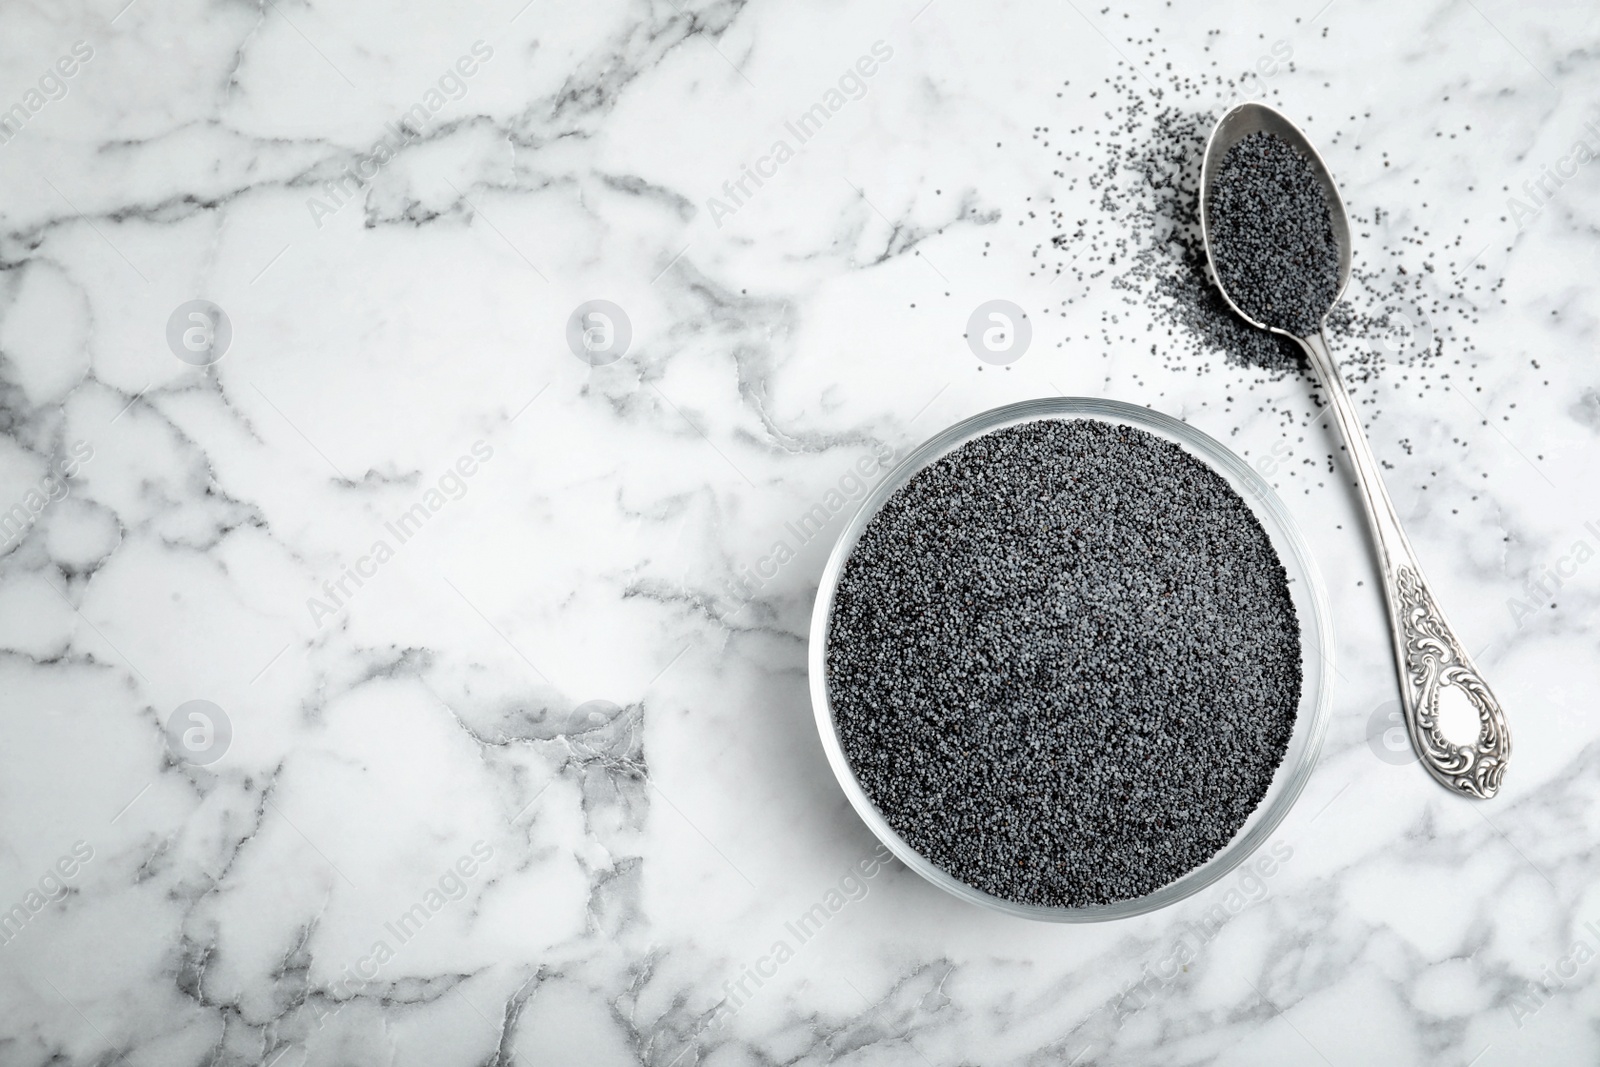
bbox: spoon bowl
[1199,102,1352,333]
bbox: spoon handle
[1295,329,1510,799]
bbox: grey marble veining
[0,0,1597,1064]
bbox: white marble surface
[0,0,1597,1063]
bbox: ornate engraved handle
[1295,329,1510,798]
[1389,565,1509,797]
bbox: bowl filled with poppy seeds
[808,397,1332,920]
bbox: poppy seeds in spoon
[1207,130,1342,337]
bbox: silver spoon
[1199,102,1509,799]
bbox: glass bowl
[807,397,1333,922]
